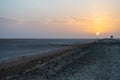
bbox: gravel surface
[7,40,120,80]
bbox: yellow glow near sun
[69,14,116,35]
[92,15,111,34]
[96,32,100,36]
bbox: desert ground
[1,39,120,80]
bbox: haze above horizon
[0,0,120,38]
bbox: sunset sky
[0,0,120,38]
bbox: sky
[0,0,120,38]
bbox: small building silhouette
[110,35,113,39]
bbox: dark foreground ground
[1,39,120,80]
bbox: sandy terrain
[1,39,120,80]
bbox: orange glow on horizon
[56,14,119,36]
[92,15,116,34]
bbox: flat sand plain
[1,39,120,80]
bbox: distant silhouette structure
[111,35,113,39]
[96,38,99,44]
